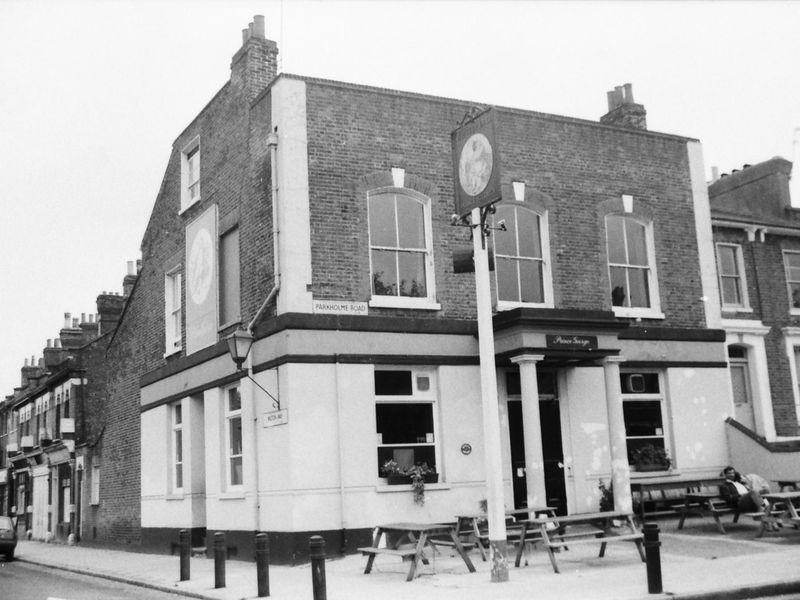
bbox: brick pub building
[96,17,737,562]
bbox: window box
[386,473,439,486]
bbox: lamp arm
[244,371,280,410]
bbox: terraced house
[79,17,741,563]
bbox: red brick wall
[302,79,706,327]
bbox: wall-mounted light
[225,328,280,410]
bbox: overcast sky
[1,0,798,396]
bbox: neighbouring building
[93,16,736,564]
[709,156,800,482]
[1,264,134,544]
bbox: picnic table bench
[527,510,645,573]
[358,522,475,581]
[677,490,741,534]
[753,491,800,537]
[631,476,734,523]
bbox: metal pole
[255,532,270,597]
[309,535,327,600]
[471,206,508,582]
[644,523,663,594]
[214,531,226,588]
[179,529,190,581]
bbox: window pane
[230,457,243,486]
[517,210,542,259]
[228,388,241,412]
[791,283,800,308]
[729,365,750,405]
[369,195,397,247]
[718,246,737,275]
[371,250,397,296]
[606,216,626,263]
[175,465,183,489]
[229,416,242,455]
[494,206,517,256]
[397,252,426,297]
[396,197,425,249]
[375,371,413,395]
[785,252,800,269]
[623,400,663,436]
[175,430,183,462]
[628,267,650,308]
[610,267,628,306]
[496,257,520,302]
[174,404,182,425]
[377,445,436,472]
[519,260,544,303]
[375,403,434,444]
[625,219,648,266]
[721,276,741,305]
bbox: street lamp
[226,328,254,370]
[225,328,280,410]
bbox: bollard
[179,529,191,581]
[309,535,327,600]
[214,531,226,589]
[643,523,663,594]
[255,532,270,597]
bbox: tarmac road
[0,560,184,600]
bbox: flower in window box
[381,460,438,505]
[631,444,671,472]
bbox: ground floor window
[620,371,671,471]
[374,368,438,475]
[224,387,243,488]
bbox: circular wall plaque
[460,443,472,455]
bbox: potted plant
[631,444,671,472]
[381,460,438,505]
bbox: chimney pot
[127,261,135,275]
[623,83,634,103]
[46,339,52,348]
[55,339,61,348]
[711,166,720,181]
[64,312,71,328]
[253,15,265,38]
[23,358,29,367]
[72,318,79,328]
[81,312,87,323]
[242,28,249,44]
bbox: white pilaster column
[603,356,633,512]
[510,354,547,509]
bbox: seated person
[720,466,768,512]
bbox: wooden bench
[529,511,645,573]
[631,476,729,523]
[358,544,419,560]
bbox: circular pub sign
[460,443,472,456]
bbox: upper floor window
[368,189,437,309]
[606,215,662,319]
[180,138,200,212]
[493,204,552,308]
[218,227,241,327]
[716,243,749,310]
[224,387,243,488]
[164,267,182,354]
[784,250,800,313]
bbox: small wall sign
[263,409,288,428]
[460,443,472,455]
[545,334,598,350]
[312,299,368,316]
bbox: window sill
[369,297,441,310]
[722,306,753,314]
[166,493,184,501]
[178,197,201,216]
[375,482,450,493]
[164,347,182,359]
[612,308,665,320]
[219,490,246,500]
[496,300,553,311]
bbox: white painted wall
[141,405,169,527]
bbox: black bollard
[179,529,190,581]
[255,532,270,597]
[643,523,663,594]
[309,535,327,600]
[214,531,226,589]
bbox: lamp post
[226,329,254,370]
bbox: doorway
[507,369,567,515]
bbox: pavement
[10,516,800,600]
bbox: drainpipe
[249,129,280,537]
[334,358,347,553]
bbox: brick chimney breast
[231,15,278,103]
[600,83,647,130]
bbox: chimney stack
[97,292,125,336]
[20,355,42,388]
[600,83,647,130]
[231,15,279,103]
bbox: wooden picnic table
[756,491,800,537]
[630,475,726,523]
[677,490,737,534]
[528,510,645,573]
[453,506,557,562]
[358,522,476,581]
